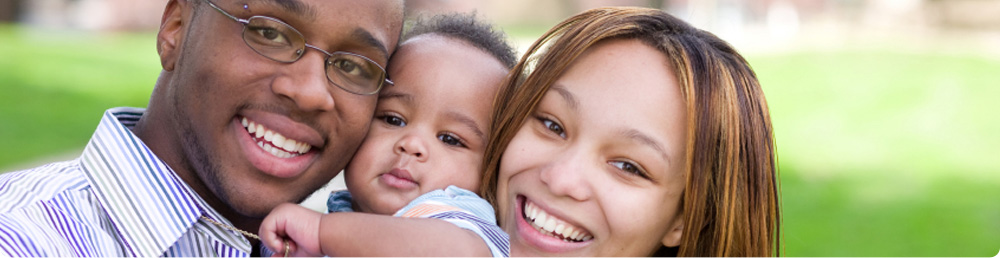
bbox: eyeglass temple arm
[202,0,248,24]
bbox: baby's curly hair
[404,13,517,69]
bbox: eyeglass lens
[241,17,386,95]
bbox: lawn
[1,24,998,256]
[751,49,1000,256]
[0,24,159,168]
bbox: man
[0,0,403,256]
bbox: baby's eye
[609,160,649,179]
[437,133,466,148]
[538,117,566,138]
[376,114,406,127]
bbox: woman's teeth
[524,201,592,242]
[241,117,311,158]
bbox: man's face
[158,0,403,218]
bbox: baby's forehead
[389,34,478,65]
[384,33,508,92]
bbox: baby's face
[344,34,509,214]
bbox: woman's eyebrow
[620,128,672,165]
[550,84,580,111]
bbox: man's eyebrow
[353,28,390,62]
[447,111,485,143]
[249,0,316,21]
[550,84,580,111]
[620,128,672,165]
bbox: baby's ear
[660,213,684,247]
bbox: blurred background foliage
[1,0,998,256]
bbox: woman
[480,7,780,256]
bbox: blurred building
[14,0,167,31]
[5,0,999,37]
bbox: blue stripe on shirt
[429,211,511,257]
[0,107,269,256]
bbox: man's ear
[158,0,189,72]
[661,212,685,247]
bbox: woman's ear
[158,0,189,71]
[661,213,684,247]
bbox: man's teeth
[241,117,311,158]
[524,201,592,242]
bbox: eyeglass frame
[201,0,393,95]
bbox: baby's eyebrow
[378,92,413,103]
[446,111,485,143]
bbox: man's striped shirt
[0,107,265,256]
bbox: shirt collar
[80,107,252,256]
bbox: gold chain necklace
[199,215,289,257]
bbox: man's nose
[271,51,335,112]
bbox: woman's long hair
[479,7,780,256]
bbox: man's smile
[234,113,324,179]
[242,117,312,157]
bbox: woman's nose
[539,152,594,201]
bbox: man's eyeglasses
[202,0,392,95]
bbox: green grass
[1,24,998,256]
[0,24,159,169]
[750,50,1000,256]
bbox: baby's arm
[317,212,491,256]
[260,203,492,257]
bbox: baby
[259,13,516,257]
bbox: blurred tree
[648,0,665,9]
[0,0,23,22]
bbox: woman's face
[496,39,689,256]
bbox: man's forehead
[241,0,403,21]
[245,0,316,21]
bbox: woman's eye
[377,114,405,126]
[540,118,566,138]
[437,133,466,148]
[610,160,648,178]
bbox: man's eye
[250,27,289,44]
[437,133,466,147]
[330,58,375,81]
[331,59,360,75]
[376,114,405,126]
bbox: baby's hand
[259,203,324,257]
